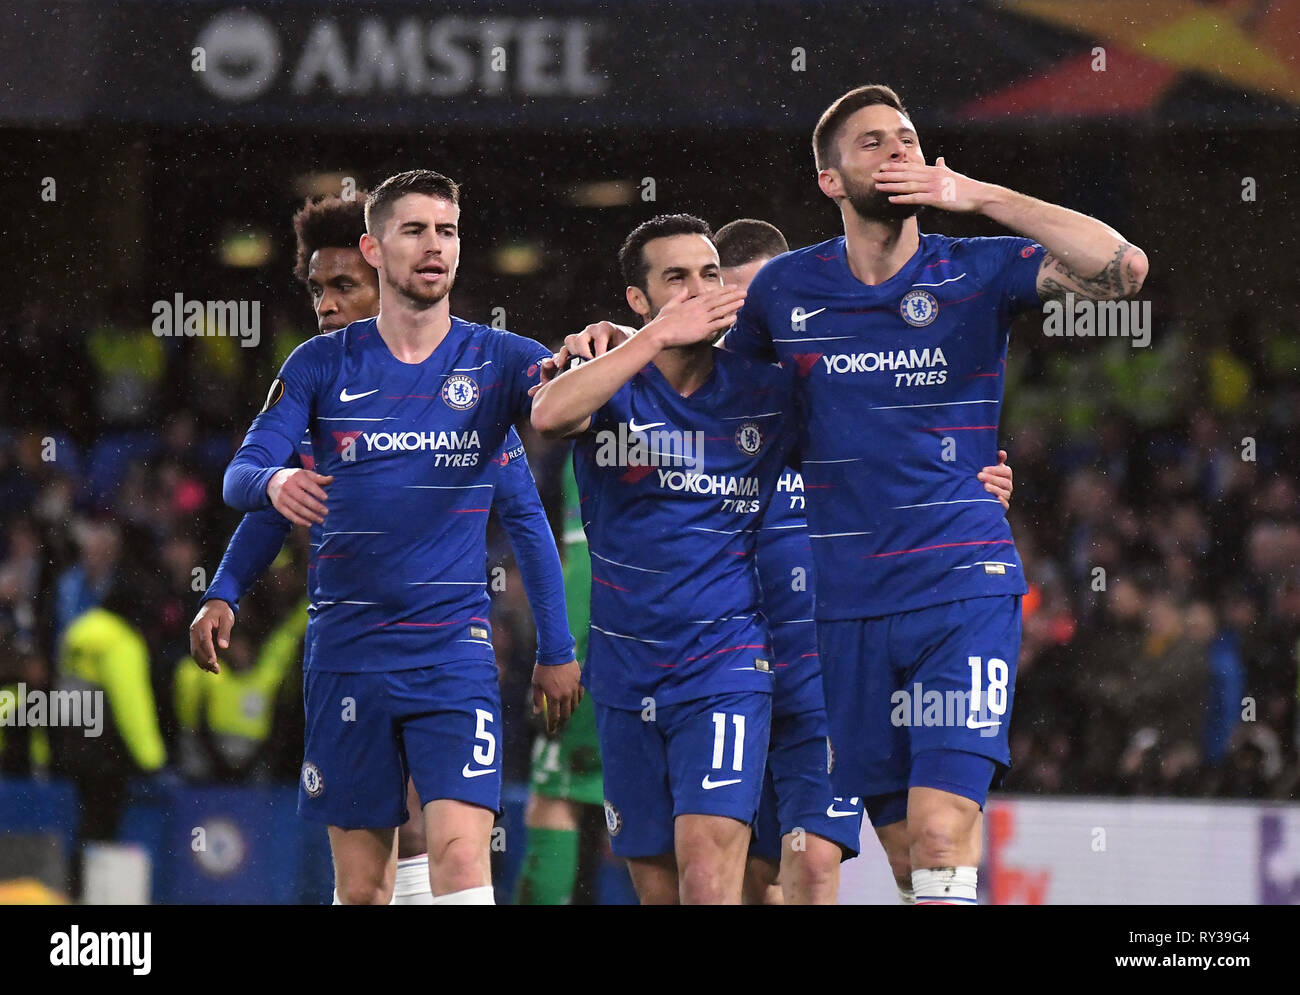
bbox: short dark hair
[365,169,460,236]
[715,219,789,269]
[812,84,909,171]
[618,214,714,292]
[292,194,368,284]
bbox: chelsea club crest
[734,422,763,456]
[441,374,480,410]
[604,800,622,837]
[302,761,324,798]
[900,289,939,327]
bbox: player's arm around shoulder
[531,286,744,439]
[530,321,662,439]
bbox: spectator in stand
[54,520,120,638]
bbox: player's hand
[873,157,991,214]
[268,467,334,527]
[977,450,1013,510]
[189,599,235,674]
[530,322,637,397]
[644,287,746,349]
[532,660,583,734]
[560,321,634,365]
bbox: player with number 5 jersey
[222,170,582,906]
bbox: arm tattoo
[1037,243,1141,302]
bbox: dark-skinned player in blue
[190,191,575,904]
[221,170,582,905]
[724,86,1147,904]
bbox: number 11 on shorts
[711,712,746,771]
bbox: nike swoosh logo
[825,805,859,818]
[791,307,828,322]
[628,419,665,433]
[340,388,379,402]
[701,775,742,790]
[966,718,1002,729]
[461,765,498,778]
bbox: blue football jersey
[727,232,1041,619]
[230,316,551,673]
[573,350,797,709]
[756,469,822,718]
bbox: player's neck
[374,293,453,364]
[653,341,715,398]
[841,212,920,287]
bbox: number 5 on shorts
[474,708,497,767]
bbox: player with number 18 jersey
[727,230,1041,820]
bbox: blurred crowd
[1,286,1296,841]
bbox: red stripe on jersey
[865,539,1015,559]
[592,575,630,592]
[683,643,768,663]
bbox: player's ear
[359,232,382,269]
[816,167,841,201]
[626,285,651,320]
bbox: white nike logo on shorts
[461,764,498,778]
[825,804,859,818]
[701,775,742,790]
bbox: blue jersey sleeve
[223,336,335,511]
[724,262,779,363]
[500,331,553,421]
[492,429,532,504]
[980,236,1045,323]
[492,429,576,666]
[202,507,292,611]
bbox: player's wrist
[973,181,1015,218]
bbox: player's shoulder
[716,344,794,392]
[923,231,1040,272]
[753,237,843,285]
[453,315,548,359]
[282,322,357,367]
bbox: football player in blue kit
[714,219,1015,905]
[560,219,1015,905]
[724,85,1147,905]
[530,215,796,904]
[191,190,575,905]
[221,170,582,905]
